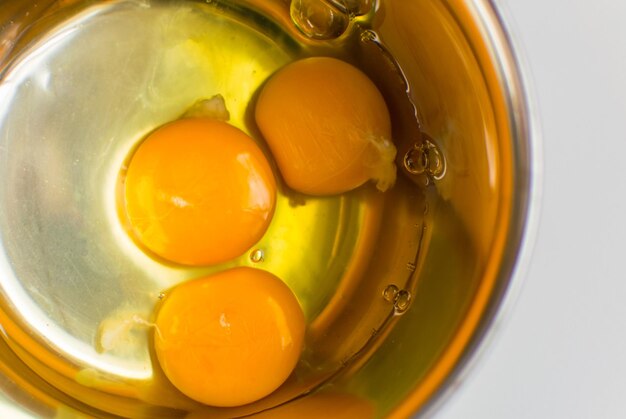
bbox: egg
[123,118,276,266]
[153,267,305,407]
[255,56,397,196]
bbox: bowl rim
[390,0,543,417]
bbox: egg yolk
[123,118,276,266]
[255,56,397,196]
[153,267,305,407]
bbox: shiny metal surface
[0,0,536,417]
[343,1,536,416]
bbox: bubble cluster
[403,138,446,181]
[382,284,412,314]
[290,0,372,40]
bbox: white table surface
[437,0,626,418]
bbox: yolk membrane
[123,118,276,266]
[153,267,305,407]
[255,56,397,196]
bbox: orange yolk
[255,56,397,196]
[123,118,276,266]
[153,267,305,407]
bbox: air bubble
[394,290,411,313]
[250,248,265,263]
[360,28,378,43]
[158,292,165,300]
[382,284,399,302]
[404,146,427,175]
[290,0,349,40]
[403,137,446,181]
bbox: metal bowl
[0,0,537,417]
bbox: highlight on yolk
[153,267,305,407]
[123,118,276,266]
[255,56,397,196]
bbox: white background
[437,0,626,418]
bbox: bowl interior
[0,0,531,417]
